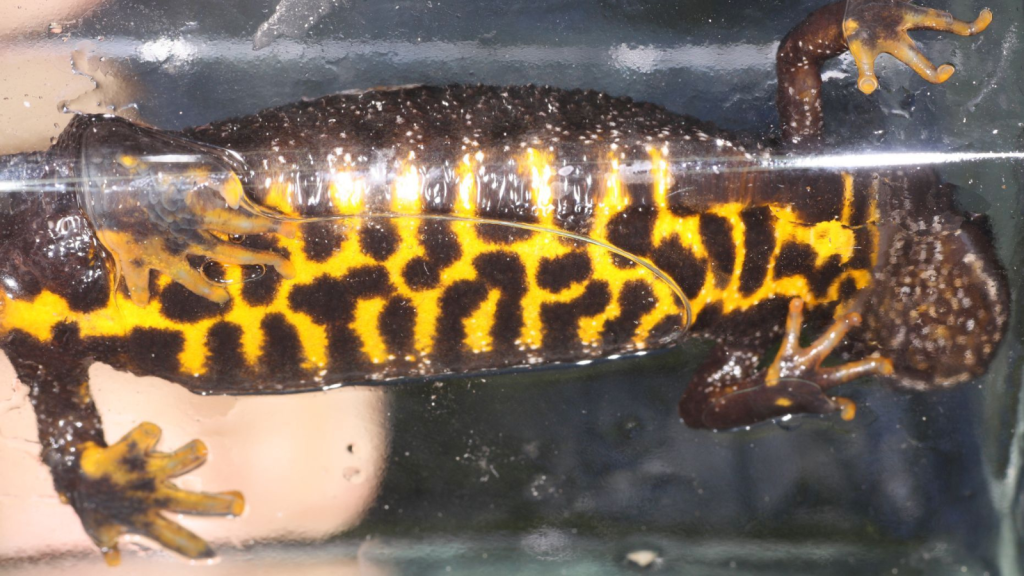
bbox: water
[0,0,1022,573]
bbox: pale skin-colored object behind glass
[0,357,389,562]
[0,0,131,154]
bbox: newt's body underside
[0,0,1007,564]
[4,85,887,391]
[4,83,1005,397]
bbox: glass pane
[0,0,1020,573]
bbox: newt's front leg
[680,299,894,430]
[7,336,242,565]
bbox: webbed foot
[69,423,244,566]
[107,223,297,307]
[102,158,297,306]
[765,298,894,420]
[683,298,895,429]
[78,115,298,306]
[844,1,992,94]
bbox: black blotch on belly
[159,282,227,323]
[476,223,534,245]
[774,242,845,297]
[849,226,873,269]
[403,256,442,290]
[602,280,655,346]
[289,265,394,325]
[421,220,461,265]
[259,313,304,375]
[289,265,395,370]
[241,267,282,307]
[380,296,416,357]
[540,280,611,355]
[205,321,247,381]
[610,254,638,268]
[433,279,490,365]
[697,297,790,347]
[474,251,527,351]
[56,258,112,314]
[849,175,871,226]
[49,321,83,348]
[651,237,707,300]
[774,242,816,279]
[59,277,110,314]
[359,218,400,261]
[605,205,656,259]
[690,301,723,332]
[810,255,843,297]
[236,234,283,252]
[301,222,346,262]
[838,277,859,302]
[668,202,699,219]
[537,251,592,293]
[738,206,776,296]
[127,328,183,375]
[647,313,683,345]
[700,213,735,286]
[200,262,227,283]
[404,221,463,290]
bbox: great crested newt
[0,0,1007,564]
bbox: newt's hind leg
[776,1,991,144]
[8,339,244,566]
[72,423,244,565]
[844,0,992,94]
[679,299,894,430]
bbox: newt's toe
[844,2,991,94]
[71,422,243,563]
[765,298,894,421]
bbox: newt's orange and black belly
[1,85,891,395]
[4,84,1007,400]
